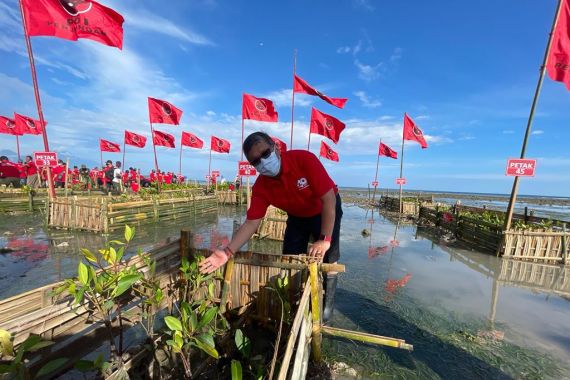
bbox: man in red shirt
[0,156,21,187]
[199,132,343,322]
[23,156,40,188]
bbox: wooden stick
[309,263,322,362]
[321,326,413,351]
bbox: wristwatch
[319,234,332,242]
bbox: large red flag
[294,75,348,109]
[148,97,183,125]
[100,138,120,152]
[181,132,204,148]
[547,0,570,90]
[14,113,46,135]
[211,136,230,153]
[242,94,278,122]
[403,113,428,149]
[21,0,124,49]
[0,116,22,136]
[379,142,398,159]
[271,136,287,152]
[124,130,147,148]
[320,141,339,162]
[153,130,176,148]
[310,107,345,144]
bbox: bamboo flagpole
[17,0,56,199]
[372,139,382,204]
[122,133,126,170]
[179,133,183,178]
[207,145,212,192]
[398,127,406,214]
[148,119,160,175]
[15,135,21,162]
[241,115,245,162]
[99,143,103,167]
[307,128,312,151]
[290,49,297,149]
[503,0,565,234]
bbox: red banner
[181,131,204,148]
[100,138,120,152]
[153,130,176,148]
[271,136,287,152]
[310,107,345,144]
[379,142,398,159]
[238,161,257,176]
[34,151,58,167]
[0,116,21,136]
[124,130,147,148]
[211,136,230,153]
[14,113,46,135]
[242,94,278,122]
[547,0,570,90]
[403,113,428,149]
[293,75,348,109]
[148,97,183,125]
[319,141,339,162]
[22,0,124,49]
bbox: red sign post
[238,161,257,176]
[211,170,220,178]
[506,159,536,177]
[371,181,378,187]
[396,178,406,185]
[34,152,58,168]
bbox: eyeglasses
[249,147,272,167]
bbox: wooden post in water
[180,228,195,260]
[488,278,499,330]
[309,263,322,362]
[562,223,568,265]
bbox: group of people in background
[0,156,185,193]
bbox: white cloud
[531,130,544,135]
[261,89,312,108]
[353,0,375,11]
[390,47,403,63]
[336,46,351,54]
[503,130,515,134]
[353,91,382,108]
[415,115,431,120]
[354,59,383,81]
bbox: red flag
[320,141,339,162]
[100,138,120,152]
[148,97,183,125]
[242,94,278,122]
[379,142,398,159]
[271,136,287,152]
[547,0,570,90]
[153,130,176,148]
[21,0,124,49]
[124,130,146,148]
[14,113,46,135]
[403,113,428,149]
[181,131,204,148]
[310,107,345,144]
[293,74,348,109]
[0,116,22,136]
[211,136,230,153]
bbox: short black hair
[243,132,274,157]
[0,156,8,161]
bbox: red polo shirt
[247,150,337,220]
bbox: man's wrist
[223,245,234,258]
[319,234,332,242]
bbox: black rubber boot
[323,273,338,324]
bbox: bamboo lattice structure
[254,206,288,241]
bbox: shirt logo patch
[297,177,309,190]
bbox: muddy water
[1,204,569,379]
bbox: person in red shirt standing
[0,156,21,187]
[23,156,40,189]
[165,172,172,185]
[199,132,343,322]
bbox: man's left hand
[308,240,331,259]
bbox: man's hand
[199,249,229,274]
[308,240,331,260]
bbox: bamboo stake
[219,258,234,313]
[321,326,413,351]
[309,263,322,361]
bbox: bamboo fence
[502,229,569,264]
[47,195,218,233]
[379,196,431,216]
[254,206,288,241]
[216,190,239,205]
[497,259,570,297]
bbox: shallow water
[1,204,569,379]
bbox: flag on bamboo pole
[100,138,120,152]
[310,107,345,144]
[0,116,22,135]
[21,0,124,49]
[211,136,230,153]
[14,113,46,135]
[320,141,339,162]
[148,97,183,125]
[547,0,570,90]
[124,130,147,148]
[181,132,204,148]
[242,94,278,122]
[153,130,176,148]
[293,74,348,109]
[379,142,398,159]
[271,136,287,152]
[403,113,428,149]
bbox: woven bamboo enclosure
[216,190,240,205]
[254,206,288,241]
[379,196,431,216]
[497,259,570,297]
[47,195,218,233]
[502,230,569,264]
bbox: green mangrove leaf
[197,307,218,330]
[80,248,97,263]
[164,316,183,332]
[125,225,135,242]
[195,334,218,359]
[234,329,251,357]
[78,262,89,285]
[113,274,141,297]
[0,329,13,357]
[36,358,68,378]
[231,360,243,380]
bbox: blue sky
[0,0,569,196]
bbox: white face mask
[255,150,281,177]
